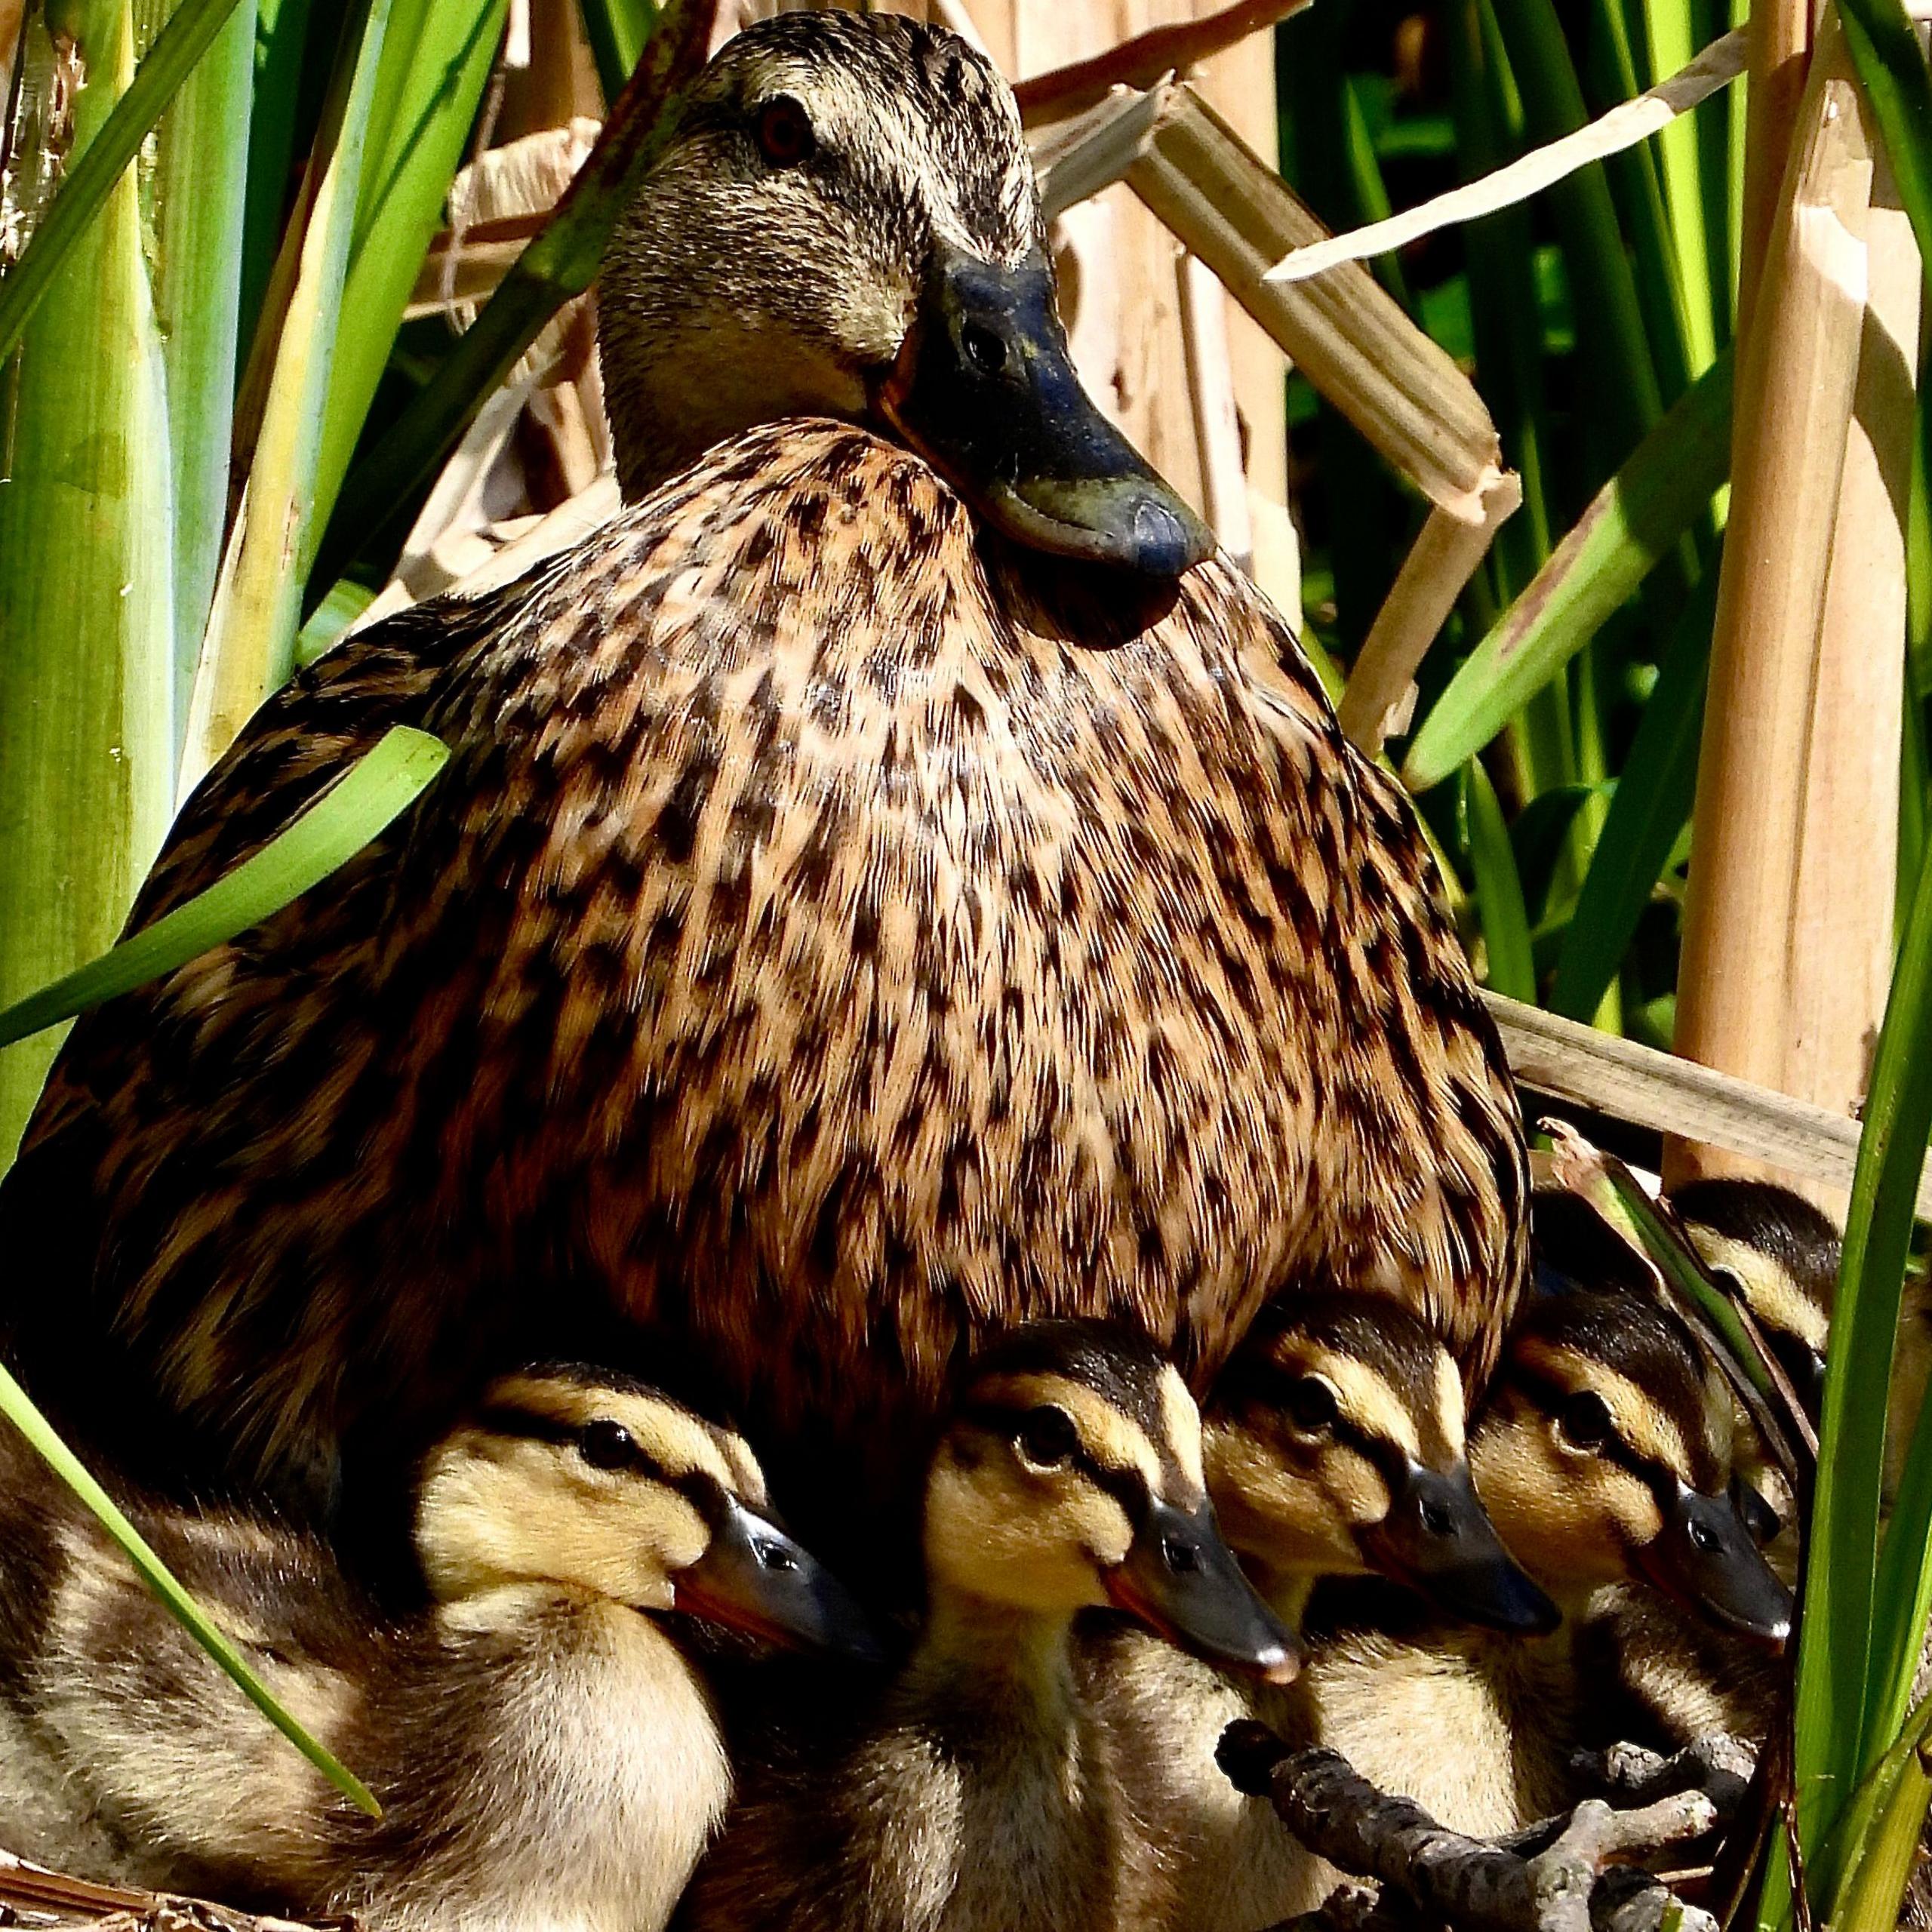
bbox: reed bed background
[0,0,1929,1919]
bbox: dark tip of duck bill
[876,244,1215,579]
[1634,1481,1795,1649]
[672,1496,885,1665]
[1105,1497,1301,1684]
[1359,1463,1561,1636]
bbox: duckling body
[2,14,1526,1549]
[1091,1296,1554,1931]
[1291,1287,1787,1854]
[679,1321,1294,1932]
[0,1367,873,1932]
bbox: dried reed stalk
[1338,479,1523,755]
[1124,85,1510,527]
[1736,0,1817,346]
[1780,153,1919,1183]
[1484,992,1932,1217]
[1176,251,1254,569]
[1665,17,1872,1189]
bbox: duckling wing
[0,420,1525,1531]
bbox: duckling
[2,10,1528,1574]
[1285,1287,1789,1857]
[676,1320,1294,1932]
[0,1364,877,1932]
[1089,1294,1557,1932]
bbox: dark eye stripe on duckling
[472,1404,736,1525]
[1506,1366,1709,1511]
[960,1322,1204,1506]
[1213,1359,1423,1494]
[1220,1296,1465,1468]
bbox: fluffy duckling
[6,10,1528,1574]
[0,1365,876,1932]
[1289,1288,1789,1852]
[1091,1295,1556,1932]
[677,1321,1294,1932]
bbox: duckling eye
[1016,1405,1078,1469]
[1285,1376,1339,1434]
[754,97,815,168]
[1556,1392,1613,1451]
[580,1420,639,1471]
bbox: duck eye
[1557,1391,1612,1451]
[1016,1405,1078,1469]
[753,1537,798,1573]
[1286,1376,1339,1433]
[580,1420,638,1471]
[754,97,815,168]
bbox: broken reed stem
[1665,16,1872,1189]
[1338,481,1522,756]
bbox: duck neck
[912,1585,1083,1716]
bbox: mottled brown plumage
[1,14,1524,1571]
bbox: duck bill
[875,243,1214,579]
[1358,1463,1561,1635]
[673,1497,884,1664]
[1105,1497,1300,1684]
[1633,1481,1793,1647]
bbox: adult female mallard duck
[2,13,1527,1566]
[0,1364,877,1932]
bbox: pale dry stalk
[1665,16,1872,1189]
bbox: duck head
[1471,1291,1793,1646]
[414,1364,881,1660]
[1207,1296,1557,1635]
[598,12,1212,576]
[924,1321,1299,1679]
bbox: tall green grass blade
[1466,762,1537,1001]
[306,0,715,606]
[1403,350,1732,791]
[1638,0,1721,371]
[309,0,508,540]
[183,0,393,786]
[0,1362,377,1814]
[1788,833,1932,1901]
[582,0,659,106]
[1834,1711,1932,1932]
[1484,0,1664,443]
[1549,565,1716,1020]
[1808,1692,1932,1916]
[0,727,448,1052]
[1835,0,1932,288]
[0,0,178,1165]
[0,0,250,365]
[1583,0,1694,403]
[141,0,257,734]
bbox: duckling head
[1207,1296,1558,1634]
[1471,1291,1792,1645]
[598,11,1212,575]
[414,1364,881,1660]
[1673,1179,1840,1422]
[924,1321,1299,1681]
